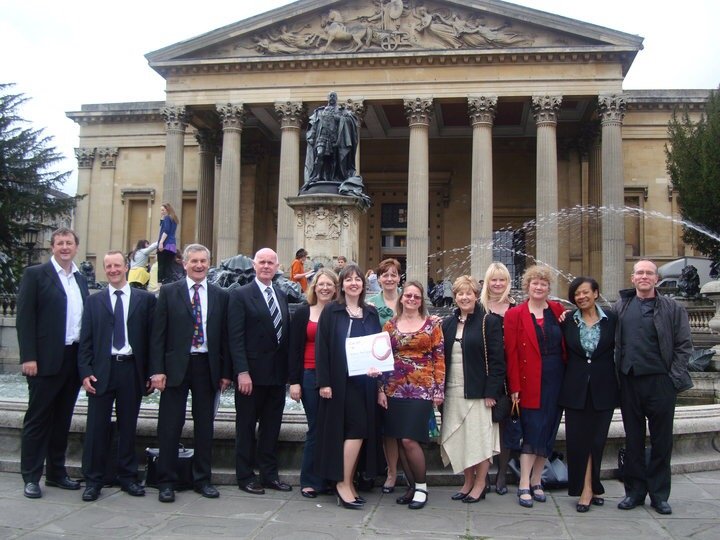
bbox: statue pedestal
[286,194,367,269]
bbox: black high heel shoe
[396,487,415,505]
[336,493,364,509]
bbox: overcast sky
[2,0,718,195]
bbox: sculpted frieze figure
[238,1,540,56]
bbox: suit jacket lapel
[178,281,194,318]
[206,284,216,320]
[44,262,66,296]
[128,288,140,320]
[253,285,276,337]
[100,289,113,316]
[521,305,541,356]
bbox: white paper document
[345,331,395,376]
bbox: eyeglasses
[403,293,422,300]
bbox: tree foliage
[0,83,77,294]
[666,87,720,264]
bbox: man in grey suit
[229,248,292,494]
[78,251,156,501]
[16,227,89,498]
[150,244,231,503]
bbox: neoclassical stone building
[67,0,709,297]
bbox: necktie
[265,286,282,342]
[192,284,204,347]
[113,290,126,350]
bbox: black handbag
[145,444,194,490]
[482,314,511,423]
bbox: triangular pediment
[147,0,643,67]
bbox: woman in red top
[288,268,338,498]
[504,265,566,508]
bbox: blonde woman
[440,276,504,503]
[479,262,517,496]
[288,268,339,498]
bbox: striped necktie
[265,286,282,342]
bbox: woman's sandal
[517,488,534,508]
[531,484,546,503]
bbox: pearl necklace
[346,305,362,318]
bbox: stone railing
[0,295,16,317]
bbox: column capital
[598,94,627,126]
[468,95,498,126]
[217,103,246,131]
[532,95,562,126]
[195,128,218,153]
[161,105,189,132]
[404,97,433,126]
[344,98,366,123]
[274,101,304,129]
[96,147,118,169]
[74,147,95,169]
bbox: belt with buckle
[111,354,135,362]
[190,352,208,358]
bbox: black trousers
[21,344,81,483]
[564,387,614,497]
[619,372,677,503]
[156,249,176,284]
[157,354,216,489]
[234,384,285,484]
[82,359,142,488]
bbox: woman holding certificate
[378,281,445,510]
[315,264,383,510]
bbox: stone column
[531,95,562,270]
[216,103,245,262]
[274,101,304,269]
[73,147,95,263]
[598,93,627,299]
[345,98,365,174]
[195,129,217,252]
[212,150,222,258]
[161,106,188,224]
[404,97,433,287]
[468,96,497,279]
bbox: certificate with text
[345,331,394,376]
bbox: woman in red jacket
[505,265,566,508]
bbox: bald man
[228,248,292,494]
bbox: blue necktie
[113,290,126,350]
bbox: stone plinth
[700,279,720,371]
[286,194,368,267]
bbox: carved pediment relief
[180,0,604,60]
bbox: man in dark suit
[16,227,89,499]
[228,247,292,494]
[615,259,693,515]
[149,244,231,503]
[78,251,156,501]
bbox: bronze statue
[301,91,370,207]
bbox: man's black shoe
[46,476,81,490]
[158,487,175,503]
[121,482,145,497]
[263,479,292,492]
[82,486,100,501]
[239,479,265,495]
[23,482,42,499]
[617,496,645,510]
[651,500,672,515]
[194,484,220,498]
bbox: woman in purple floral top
[378,281,445,510]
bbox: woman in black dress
[559,277,618,512]
[315,264,383,509]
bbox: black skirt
[384,397,433,443]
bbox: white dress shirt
[109,283,133,355]
[187,277,209,353]
[51,256,83,345]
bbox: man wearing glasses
[614,259,693,515]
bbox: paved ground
[1,470,719,539]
